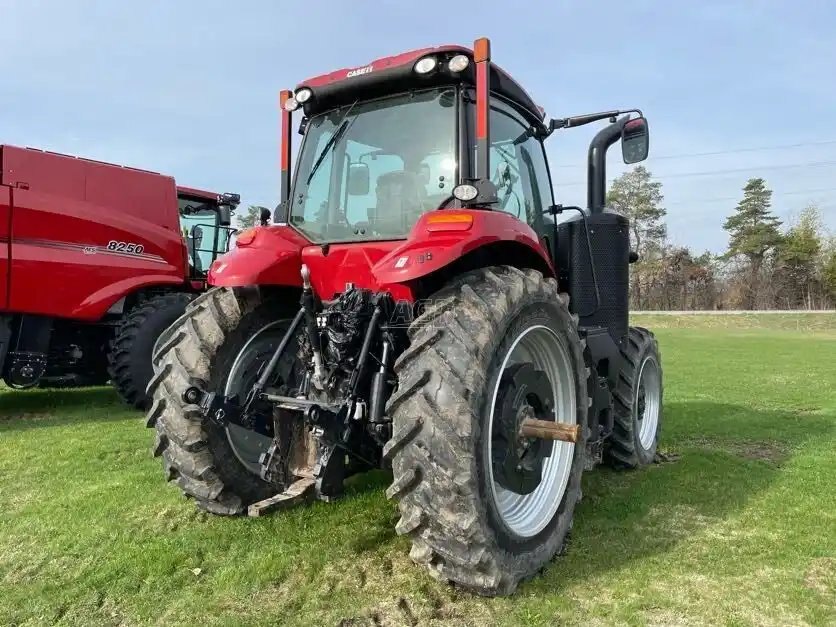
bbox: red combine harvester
[148,38,663,595]
[0,145,239,406]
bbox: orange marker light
[473,37,491,63]
[426,213,473,224]
[425,212,474,232]
[235,228,258,246]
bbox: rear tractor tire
[606,326,663,468]
[108,292,194,408]
[385,266,590,596]
[145,287,300,515]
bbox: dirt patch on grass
[326,552,497,626]
[730,441,788,464]
[804,557,835,601]
[683,438,789,465]
[0,411,55,423]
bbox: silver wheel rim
[224,320,290,476]
[487,325,577,538]
[635,355,661,450]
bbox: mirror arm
[547,108,643,136]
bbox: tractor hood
[208,224,413,300]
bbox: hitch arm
[241,306,305,414]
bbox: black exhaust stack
[556,115,634,345]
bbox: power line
[551,138,836,169]
[555,159,836,187]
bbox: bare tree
[607,166,666,309]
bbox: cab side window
[488,100,553,227]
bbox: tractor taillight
[425,212,473,232]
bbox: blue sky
[3,0,835,252]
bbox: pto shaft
[519,418,580,443]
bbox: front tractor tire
[145,287,297,515]
[607,327,663,468]
[108,292,194,408]
[385,266,589,596]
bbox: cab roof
[295,43,545,125]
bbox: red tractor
[0,145,239,406]
[147,38,663,595]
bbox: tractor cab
[176,187,239,276]
[276,40,649,289]
[281,44,551,244]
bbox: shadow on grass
[0,386,131,431]
[247,400,834,576]
[236,398,834,603]
[521,400,834,596]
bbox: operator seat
[370,170,427,236]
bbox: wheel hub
[492,363,554,495]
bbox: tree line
[608,167,836,310]
[235,168,836,311]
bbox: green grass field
[1,315,834,626]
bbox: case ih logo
[346,64,373,78]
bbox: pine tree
[723,178,782,308]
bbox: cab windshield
[289,87,458,243]
[178,197,229,274]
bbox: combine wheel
[606,327,663,468]
[145,287,300,515]
[108,292,194,408]
[385,266,590,596]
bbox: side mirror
[621,116,649,164]
[217,205,232,226]
[217,192,240,226]
[347,162,370,196]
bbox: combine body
[147,38,664,596]
[0,145,237,404]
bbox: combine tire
[108,292,194,408]
[606,327,663,468]
[145,287,299,515]
[385,266,589,596]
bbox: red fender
[208,213,553,302]
[208,225,309,288]
[372,210,555,287]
